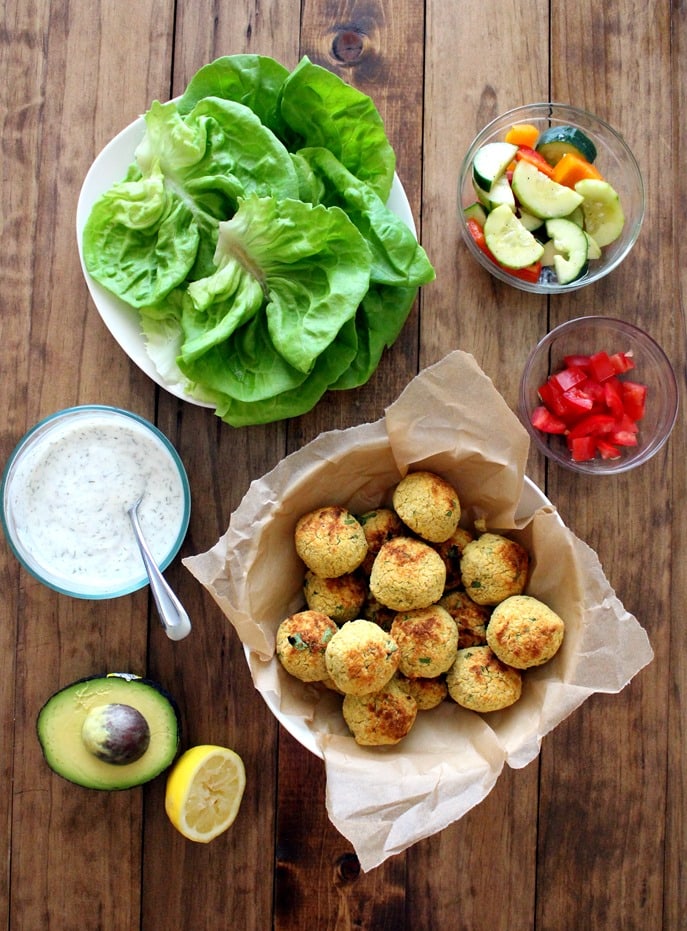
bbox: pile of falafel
[276,470,565,747]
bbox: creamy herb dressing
[6,410,187,594]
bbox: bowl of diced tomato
[458,104,644,293]
[519,316,678,473]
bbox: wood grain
[1,0,685,928]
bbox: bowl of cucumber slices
[458,103,644,293]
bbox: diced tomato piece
[530,405,567,434]
[563,354,592,372]
[615,412,639,434]
[595,439,622,460]
[567,413,617,439]
[559,385,595,419]
[603,376,624,418]
[609,351,635,375]
[588,350,617,383]
[609,429,639,447]
[537,380,567,418]
[621,381,647,420]
[515,145,556,178]
[550,365,588,393]
[576,377,605,403]
[570,435,597,462]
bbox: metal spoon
[127,496,192,641]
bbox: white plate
[247,475,555,759]
[75,112,416,407]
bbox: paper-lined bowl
[184,351,653,871]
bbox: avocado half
[36,673,181,790]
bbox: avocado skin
[36,673,181,790]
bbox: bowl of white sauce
[1,406,191,598]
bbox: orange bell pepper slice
[551,152,603,188]
[505,123,539,148]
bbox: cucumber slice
[484,204,545,269]
[565,205,585,228]
[511,160,585,219]
[584,231,602,260]
[473,172,516,211]
[472,141,518,192]
[536,125,597,165]
[464,202,488,226]
[545,217,589,284]
[540,239,557,267]
[519,211,546,232]
[575,178,625,247]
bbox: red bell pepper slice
[515,146,556,178]
[466,217,542,283]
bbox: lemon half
[164,745,246,843]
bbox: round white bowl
[2,405,191,598]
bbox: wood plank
[272,2,426,927]
[414,0,549,925]
[666,1,687,924]
[5,1,176,928]
[139,4,305,929]
[537,2,679,928]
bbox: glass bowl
[458,103,644,293]
[1,405,191,598]
[519,317,678,474]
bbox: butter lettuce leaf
[178,193,371,375]
[280,58,396,202]
[298,146,435,287]
[176,54,293,142]
[83,97,300,304]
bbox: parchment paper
[183,350,653,871]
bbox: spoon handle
[128,504,192,641]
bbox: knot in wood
[334,851,361,885]
[332,29,364,63]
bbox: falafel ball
[342,677,418,745]
[392,471,461,543]
[357,508,406,575]
[276,610,339,682]
[459,532,529,605]
[361,594,397,632]
[439,589,491,648]
[294,505,368,578]
[324,619,400,696]
[486,594,565,669]
[446,645,522,712]
[303,570,367,625]
[390,604,458,678]
[432,526,474,590]
[369,536,447,611]
[399,674,448,710]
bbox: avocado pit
[81,702,151,765]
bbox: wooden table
[2,1,684,928]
